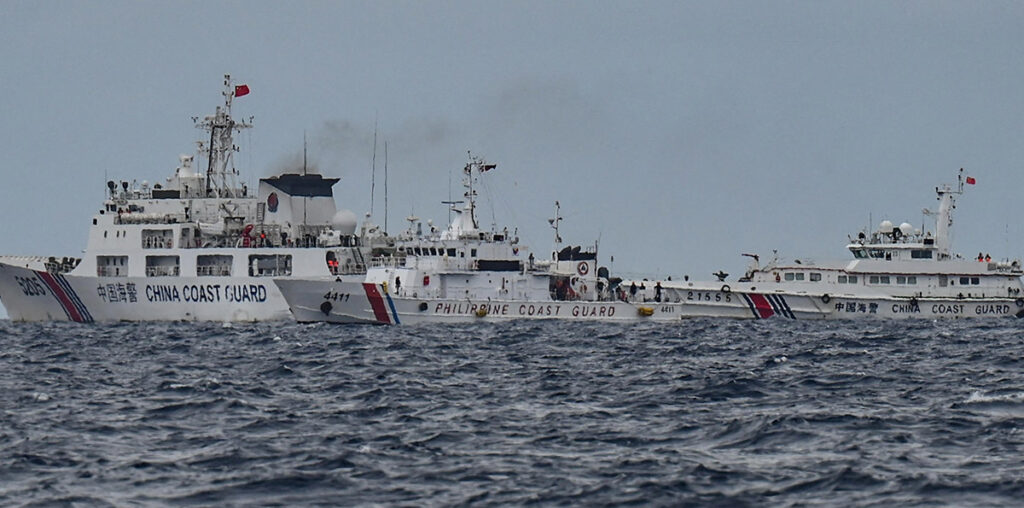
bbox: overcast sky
[3,1,1024,319]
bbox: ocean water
[1,319,1022,507]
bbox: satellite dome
[878,220,894,233]
[177,154,195,177]
[331,209,357,235]
[899,222,914,235]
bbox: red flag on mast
[234,84,250,97]
[966,176,976,185]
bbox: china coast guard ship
[274,154,686,324]
[0,76,383,322]
[641,171,1024,319]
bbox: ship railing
[369,256,407,268]
[145,266,180,277]
[988,260,1023,273]
[44,256,82,274]
[142,237,175,249]
[196,265,232,277]
[96,266,125,277]
[329,262,367,275]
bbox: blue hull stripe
[384,292,401,325]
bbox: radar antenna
[194,74,252,198]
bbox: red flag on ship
[966,176,976,185]
[234,84,250,97]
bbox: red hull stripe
[747,293,776,319]
[363,283,392,324]
[37,272,86,323]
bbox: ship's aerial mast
[934,168,966,259]
[194,74,252,198]
[461,151,496,230]
[548,200,562,256]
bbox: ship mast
[462,152,495,230]
[549,200,563,255]
[194,74,252,198]
[934,168,965,259]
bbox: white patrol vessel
[0,75,387,322]
[640,170,1024,319]
[275,154,686,324]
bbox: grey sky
[3,1,1024,319]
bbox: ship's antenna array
[461,151,496,230]
[194,74,252,199]
[370,116,378,220]
[548,200,563,255]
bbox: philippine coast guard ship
[0,76,382,322]
[644,171,1024,319]
[275,154,685,324]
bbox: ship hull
[0,261,290,322]
[662,285,1023,320]
[275,278,687,324]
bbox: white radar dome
[879,220,894,233]
[899,222,914,235]
[331,209,358,236]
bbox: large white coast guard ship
[274,155,687,324]
[0,76,384,322]
[638,171,1024,319]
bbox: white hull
[0,261,289,322]
[663,285,1023,320]
[275,278,1023,324]
[275,278,687,324]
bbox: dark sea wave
[2,319,1023,506]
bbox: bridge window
[249,254,292,277]
[146,255,180,277]
[847,275,858,283]
[809,273,821,282]
[795,273,805,281]
[838,275,847,283]
[142,229,174,249]
[911,250,932,259]
[971,277,980,285]
[197,255,232,276]
[97,255,128,277]
[960,277,970,285]
[784,273,795,281]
